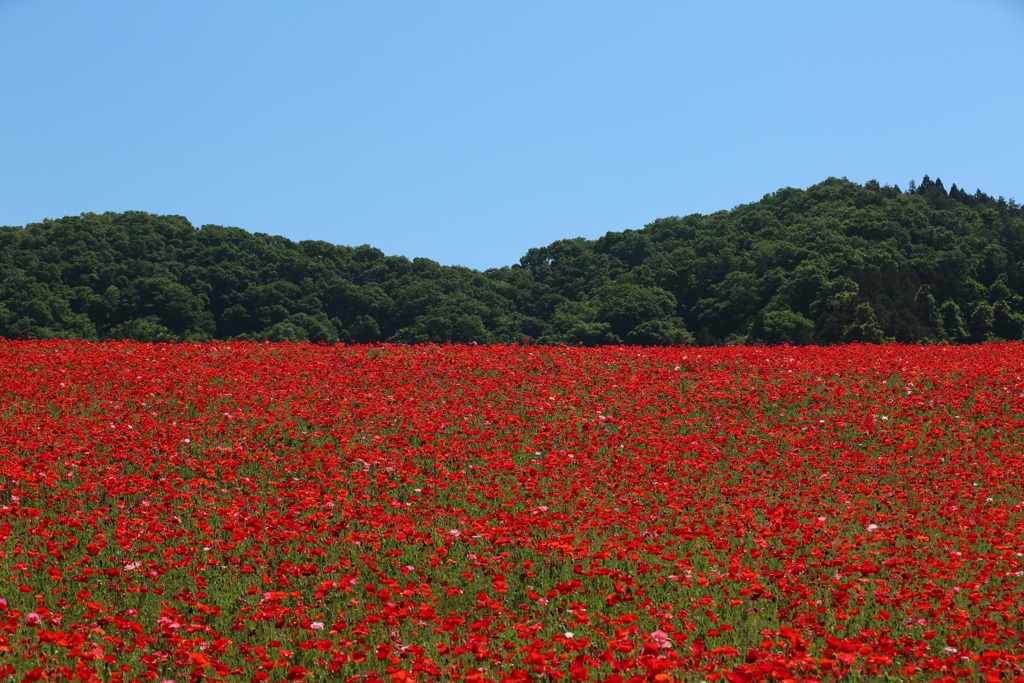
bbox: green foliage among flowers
[1,340,1023,680]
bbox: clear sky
[2,1,1023,271]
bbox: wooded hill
[2,176,1022,345]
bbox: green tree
[591,283,679,341]
[110,316,174,342]
[968,301,994,342]
[757,306,816,344]
[2,180,1022,345]
[843,302,892,343]
[914,286,945,340]
[540,301,618,345]
[993,301,1024,339]
[940,300,969,342]
[626,318,694,345]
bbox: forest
[2,175,1022,345]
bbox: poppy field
[1,340,1023,682]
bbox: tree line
[2,175,1022,344]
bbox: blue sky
[2,1,1023,270]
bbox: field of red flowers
[1,341,1023,682]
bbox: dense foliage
[2,176,1022,344]
[2,340,1023,681]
